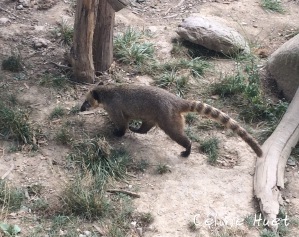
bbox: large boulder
[176,16,250,55]
[267,34,299,101]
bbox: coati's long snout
[81,84,263,158]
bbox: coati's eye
[80,100,91,112]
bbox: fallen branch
[107,189,140,198]
[254,87,299,230]
[1,164,15,180]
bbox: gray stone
[16,4,24,10]
[176,16,250,55]
[267,34,299,101]
[0,17,11,25]
[33,37,51,49]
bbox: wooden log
[254,87,299,230]
[93,0,115,73]
[70,0,98,83]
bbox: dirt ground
[1,0,299,236]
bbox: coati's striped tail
[188,101,263,157]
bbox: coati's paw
[180,150,191,157]
[113,129,126,137]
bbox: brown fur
[80,84,263,157]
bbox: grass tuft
[68,137,131,183]
[200,137,219,164]
[39,73,68,89]
[261,0,284,13]
[156,163,171,174]
[53,19,74,46]
[2,53,23,72]
[114,28,154,65]
[60,173,110,220]
[0,102,35,145]
[0,180,25,212]
[49,106,65,120]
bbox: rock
[33,37,51,49]
[22,0,31,8]
[16,4,24,10]
[0,17,11,25]
[83,231,91,236]
[176,16,250,55]
[267,34,299,101]
[136,227,143,236]
[287,157,296,166]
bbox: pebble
[32,37,51,49]
[0,17,11,25]
[16,5,24,10]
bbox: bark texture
[254,87,299,230]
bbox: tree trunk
[93,0,115,73]
[254,87,299,230]
[70,0,98,83]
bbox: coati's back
[98,84,186,120]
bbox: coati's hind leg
[106,109,129,137]
[159,114,191,157]
[129,121,155,134]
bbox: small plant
[2,52,23,72]
[69,104,80,115]
[60,174,110,220]
[55,127,72,145]
[131,159,150,173]
[185,113,199,126]
[39,73,68,89]
[29,198,49,212]
[114,28,154,65]
[185,127,200,142]
[68,137,131,183]
[244,214,256,228]
[260,229,277,237]
[53,19,74,46]
[156,163,171,174]
[49,106,65,120]
[139,212,154,226]
[212,72,246,98]
[155,71,189,97]
[261,0,284,13]
[200,137,219,164]
[0,180,24,212]
[0,102,35,145]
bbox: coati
[80,84,263,158]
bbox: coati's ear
[98,81,104,86]
[91,90,100,102]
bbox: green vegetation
[49,106,65,120]
[60,174,110,220]
[0,102,35,145]
[0,180,24,212]
[55,127,72,145]
[200,137,219,164]
[39,73,68,89]
[68,137,131,183]
[211,54,288,141]
[53,20,74,46]
[114,27,154,65]
[2,53,23,72]
[156,163,171,174]
[261,0,284,13]
[139,212,155,226]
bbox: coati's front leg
[106,109,129,137]
[129,121,155,134]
